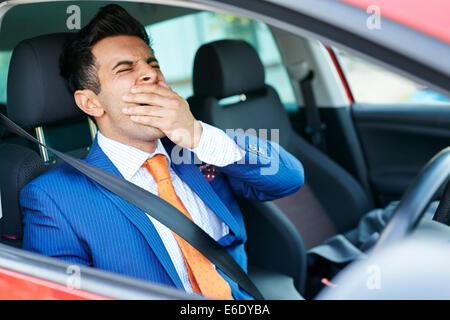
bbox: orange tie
[143,154,233,300]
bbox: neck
[99,129,158,154]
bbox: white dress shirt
[97,121,245,294]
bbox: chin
[134,126,166,141]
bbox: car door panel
[352,103,450,205]
[0,243,193,300]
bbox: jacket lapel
[84,137,184,290]
[161,138,242,239]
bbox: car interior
[0,1,449,299]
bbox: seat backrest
[0,33,88,247]
[7,33,83,129]
[0,103,38,151]
[6,32,91,160]
[188,40,374,249]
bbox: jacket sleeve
[218,130,304,201]
[20,183,91,267]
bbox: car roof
[260,0,449,95]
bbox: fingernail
[122,94,130,100]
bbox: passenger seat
[188,39,375,249]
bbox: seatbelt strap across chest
[0,113,264,300]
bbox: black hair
[60,4,151,96]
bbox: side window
[334,48,450,104]
[146,12,297,111]
[0,51,12,105]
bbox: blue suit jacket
[21,131,304,299]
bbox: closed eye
[150,63,160,69]
[117,68,132,73]
[147,57,160,69]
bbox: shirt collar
[97,130,171,181]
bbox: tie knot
[144,154,171,182]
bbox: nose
[136,61,158,85]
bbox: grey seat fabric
[239,198,307,294]
[188,39,375,250]
[0,143,48,247]
[248,266,304,300]
[7,33,83,129]
[0,104,38,152]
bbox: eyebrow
[111,57,159,71]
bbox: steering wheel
[373,146,450,251]
[316,147,450,300]
[432,179,450,225]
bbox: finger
[122,105,169,118]
[122,92,174,107]
[129,115,163,127]
[130,82,172,96]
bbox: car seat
[188,39,375,250]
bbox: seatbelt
[299,70,328,154]
[0,113,264,300]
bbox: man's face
[91,35,167,142]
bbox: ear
[73,89,105,118]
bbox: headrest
[193,40,265,99]
[7,33,85,129]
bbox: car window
[0,51,12,105]
[0,11,297,112]
[334,48,450,104]
[146,11,297,112]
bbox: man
[20,4,304,300]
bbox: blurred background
[1,9,448,110]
